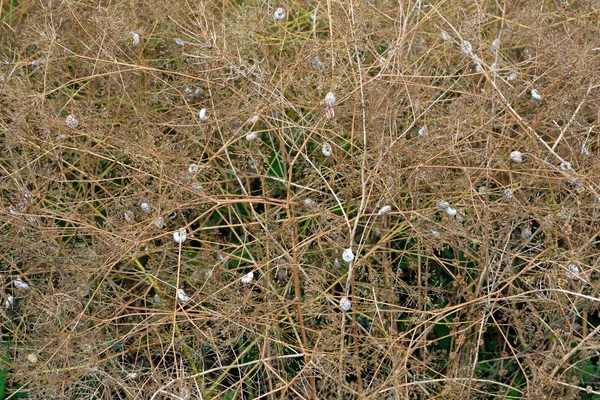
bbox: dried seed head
[311,56,324,70]
[140,202,151,213]
[241,271,254,284]
[339,296,351,311]
[323,92,336,107]
[27,354,38,364]
[304,198,317,208]
[14,279,29,290]
[65,114,79,128]
[173,228,187,244]
[531,89,542,101]
[199,108,208,122]
[177,288,189,302]
[322,142,332,157]
[378,205,392,216]
[342,248,355,263]
[504,188,514,201]
[274,7,286,20]
[510,151,523,163]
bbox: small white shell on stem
[241,271,254,284]
[65,114,79,128]
[177,288,189,302]
[5,295,13,309]
[140,202,151,213]
[274,7,286,21]
[510,151,523,163]
[325,106,335,120]
[445,207,457,216]
[173,228,187,244]
[199,108,208,122]
[154,216,164,229]
[246,131,258,141]
[322,142,332,157]
[378,205,392,216]
[132,32,140,46]
[342,248,355,263]
[566,264,579,280]
[14,279,29,290]
[531,89,542,101]
[437,201,450,209]
[339,296,351,311]
[323,92,336,107]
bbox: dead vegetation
[1,0,600,399]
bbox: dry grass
[2,0,600,399]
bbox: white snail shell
[274,7,286,21]
[323,92,336,107]
[199,108,208,122]
[14,279,29,290]
[342,248,355,263]
[304,198,317,208]
[378,205,392,216]
[445,207,457,216]
[132,32,140,46]
[173,228,187,244]
[461,40,473,55]
[140,202,151,213]
[437,201,450,209]
[246,131,258,141]
[325,106,335,120]
[177,288,189,302]
[441,31,452,42]
[124,210,135,224]
[4,295,13,309]
[322,142,332,157]
[531,89,542,101]
[174,38,185,46]
[566,264,579,280]
[154,216,164,229]
[188,164,198,174]
[504,188,514,201]
[339,296,351,311]
[510,151,523,163]
[65,114,79,128]
[241,271,254,284]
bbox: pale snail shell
[140,202,151,213]
[437,201,450,209]
[378,205,392,216]
[246,131,258,141]
[5,295,13,309]
[510,151,523,163]
[531,89,542,101]
[174,38,185,46]
[322,142,332,157]
[14,279,29,290]
[566,264,579,280]
[323,92,336,107]
[339,296,351,311]
[445,207,457,216]
[460,40,473,55]
[325,107,335,120]
[154,216,165,229]
[441,31,452,42]
[274,7,286,21]
[124,210,135,224]
[199,108,208,122]
[304,198,317,208]
[504,188,514,200]
[342,248,355,263]
[241,271,254,284]
[173,228,187,244]
[177,288,189,302]
[65,114,79,129]
[188,163,198,174]
[131,32,140,46]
